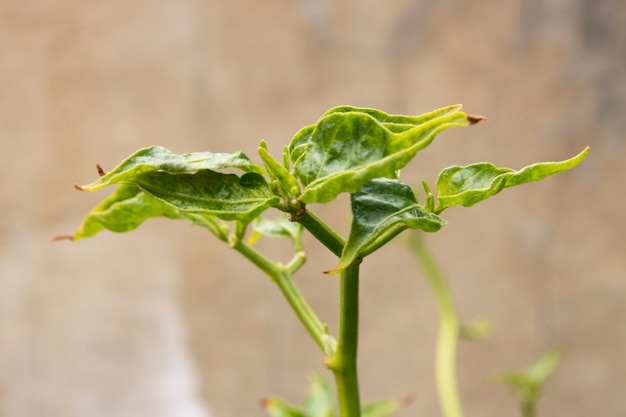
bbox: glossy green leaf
[362,399,401,417]
[119,170,279,221]
[72,185,227,241]
[435,147,589,213]
[75,147,280,222]
[289,105,483,204]
[79,146,265,191]
[330,178,446,274]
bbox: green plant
[57,104,588,417]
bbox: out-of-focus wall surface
[1,1,624,416]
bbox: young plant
[57,104,588,417]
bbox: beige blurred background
[1,1,625,416]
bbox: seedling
[58,105,588,417]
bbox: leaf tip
[74,184,86,191]
[467,114,487,125]
[259,397,270,408]
[580,146,590,158]
[401,393,417,407]
[51,234,75,243]
[96,163,106,177]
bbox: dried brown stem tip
[96,163,106,177]
[467,114,487,125]
[51,235,75,242]
[74,184,85,191]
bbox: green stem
[522,401,535,417]
[328,264,361,417]
[233,239,327,352]
[296,209,345,257]
[522,402,535,417]
[410,235,464,417]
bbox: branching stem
[233,239,327,352]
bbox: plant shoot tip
[96,163,106,176]
[52,234,75,242]
[467,114,487,125]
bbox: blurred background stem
[409,234,464,417]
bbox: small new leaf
[435,147,589,213]
[362,399,401,417]
[263,397,308,417]
[498,348,562,413]
[330,178,446,274]
[259,140,302,209]
[263,374,336,417]
[290,105,483,204]
[250,215,303,250]
[302,373,336,417]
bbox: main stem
[410,235,464,417]
[295,209,362,415]
[330,264,361,417]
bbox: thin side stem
[296,210,345,257]
[409,235,464,417]
[233,239,327,352]
[328,264,361,417]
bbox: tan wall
[1,1,624,416]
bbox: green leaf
[72,185,227,241]
[263,397,308,417]
[329,178,446,274]
[259,140,302,204]
[120,170,279,221]
[251,215,302,242]
[303,373,336,417]
[289,105,482,204]
[76,147,280,222]
[262,374,336,417]
[435,147,589,213]
[79,146,265,191]
[497,349,562,414]
[460,316,493,341]
[362,399,401,417]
